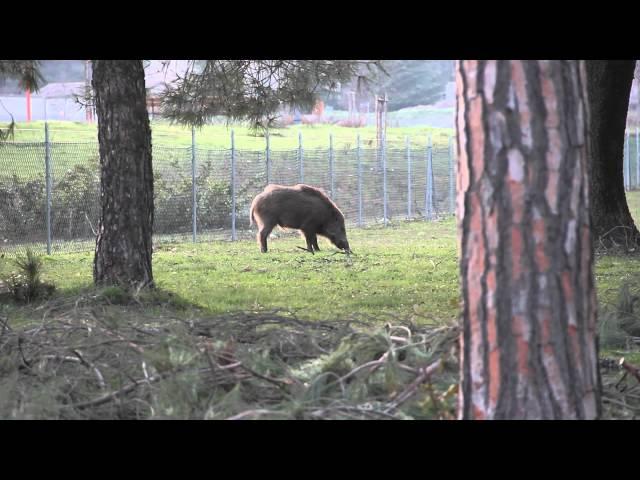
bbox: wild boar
[249,184,351,254]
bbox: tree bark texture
[456,60,599,419]
[585,60,638,248]
[92,60,154,288]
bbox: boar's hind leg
[258,224,276,253]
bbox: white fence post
[448,135,454,215]
[357,134,363,227]
[191,126,197,243]
[624,131,630,191]
[266,131,271,185]
[426,135,434,220]
[231,129,237,241]
[636,127,640,189]
[45,122,52,254]
[382,132,388,226]
[406,136,412,219]
[298,131,304,183]
[329,133,334,198]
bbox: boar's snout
[336,239,350,252]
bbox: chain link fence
[1,126,459,256]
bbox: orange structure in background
[26,89,32,122]
[312,100,324,117]
[147,97,161,120]
[85,60,93,123]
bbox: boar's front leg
[311,234,320,252]
[302,230,316,254]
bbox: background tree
[0,60,84,95]
[160,60,382,130]
[324,60,455,111]
[0,60,43,140]
[92,60,154,288]
[585,60,639,248]
[91,60,375,288]
[456,60,600,419]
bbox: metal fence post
[298,131,304,183]
[266,131,271,185]
[191,126,197,243]
[636,127,640,189]
[329,133,334,198]
[357,134,363,227]
[231,129,237,241]
[406,136,412,219]
[624,130,630,191]
[625,131,631,190]
[382,132,388,226]
[448,135,454,215]
[45,122,52,255]
[426,135,434,220]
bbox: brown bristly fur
[249,184,350,253]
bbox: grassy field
[0,219,459,323]
[1,120,454,150]
[1,193,640,419]
[2,191,640,327]
[595,191,640,317]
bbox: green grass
[2,120,454,150]
[626,187,640,217]
[1,120,454,182]
[596,190,640,307]
[0,220,460,323]
[3,189,640,334]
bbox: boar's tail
[250,205,255,226]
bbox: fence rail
[0,124,463,256]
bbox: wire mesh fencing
[1,126,460,256]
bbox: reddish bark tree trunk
[92,60,154,288]
[456,60,600,419]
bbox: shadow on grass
[0,283,207,329]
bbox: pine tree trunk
[585,60,639,248]
[92,60,154,288]
[456,61,600,419]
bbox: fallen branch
[226,409,287,420]
[85,213,97,237]
[0,304,460,420]
[308,405,398,420]
[238,362,296,390]
[620,358,640,384]
[71,349,106,390]
[336,352,389,385]
[384,359,443,414]
[66,372,166,410]
[602,396,630,410]
[0,316,11,336]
